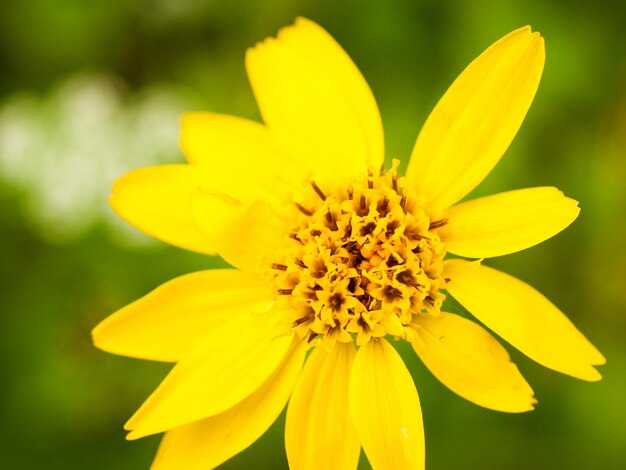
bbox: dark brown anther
[343,222,352,238]
[385,220,400,238]
[293,314,314,327]
[278,289,294,295]
[358,316,372,333]
[425,295,436,306]
[359,195,367,215]
[290,233,304,244]
[294,258,307,269]
[326,211,338,231]
[397,269,415,285]
[295,202,313,216]
[412,246,422,254]
[311,264,327,278]
[347,188,354,200]
[307,333,319,343]
[392,173,398,193]
[311,259,328,278]
[406,229,427,241]
[271,263,288,271]
[400,194,407,209]
[381,285,404,302]
[359,222,376,236]
[386,256,403,268]
[429,218,449,230]
[444,277,452,283]
[344,240,358,252]
[377,197,389,216]
[310,229,322,237]
[327,293,345,312]
[311,181,327,201]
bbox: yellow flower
[93,18,605,470]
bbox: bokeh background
[1,0,625,469]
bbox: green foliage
[1,1,624,469]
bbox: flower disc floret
[273,160,448,345]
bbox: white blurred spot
[0,74,195,247]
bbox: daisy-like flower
[93,18,605,470]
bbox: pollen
[273,160,448,345]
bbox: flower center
[273,160,448,346]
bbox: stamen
[358,316,371,333]
[381,285,403,302]
[359,195,367,215]
[400,194,406,209]
[311,268,327,279]
[271,263,288,271]
[360,222,376,236]
[397,270,416,286]
[278,289,293,295]
[425,295,435,306]
[326,211,338,231]
[294,258,307,269]
[295,202,313,216]
[310,229,322,237]
[311,181,327,201]
[387,256,402,268]
[392,173,398,193]
[407,230,427,241]
[385,220,400,237]
[293,314,314,327]
[328,293,345,312]
[290,233,304,244]
[377,197,389,216]
[429,218,449,230]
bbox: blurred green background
[1,0,625,469]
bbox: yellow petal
[109,165,215,254]
[440,187,580,258]
[350,339,425,470]
[444,260,605,381]
[246,17,384,185]
[192,193,288,273]
[151,337,307,470]
[407,26,545,212]
[180,112,308,203]
[125,306,294,439]
[286,342,360,470]
[92,270,274,362]
[412,312,535,412]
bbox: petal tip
[583,367,603,382]
[125,430,141,441]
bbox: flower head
[93,18,605,470]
